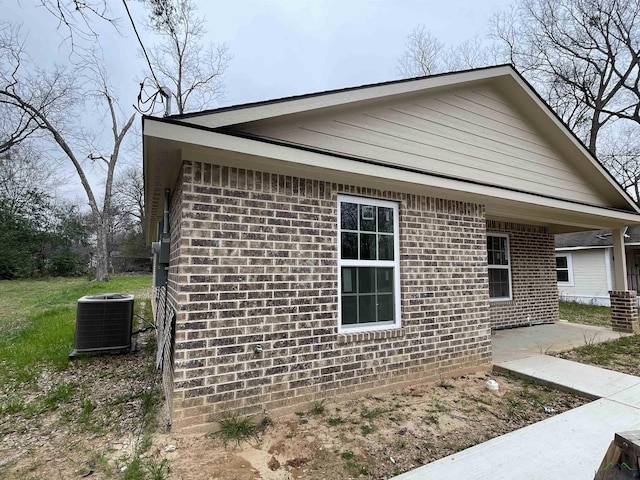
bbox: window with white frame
[338,195,400,332]
[555,253,573,285]
[487,234,511,300]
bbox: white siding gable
[236,86,607,206]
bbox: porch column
[612,228,628,290]
[609,228,638,333]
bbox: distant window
[338,195,400,332]
[487,234,511,300]
[556,254,573,285]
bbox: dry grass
[559,300,612,327]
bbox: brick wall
[609,290,639,333]
[487,220,558,329]
[168,160,492,432]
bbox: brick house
[143,65,640,432]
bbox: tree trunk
[94,219,110,281]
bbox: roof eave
[143,119,640,239]
[147,65,639,215]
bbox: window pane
[359,295,376,323]
[358,267,375,293]
[487,236,496,252]
[487,236,508,266]
[500,238,508,264]
[557,270,569,282]
[360,205,376,231]
[360,233,376,260]
[341,202,358,230]
[376,267,393,293]
[342,296,357,324]
[378,207,394,233]
[377,294,394,322]
[489,269,510,298]
[342,267,357,293]
[556,257,568,269]
[341,232,358,259]
[486,237,496,264]
[378,235,394,260]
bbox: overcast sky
[202,0,512,106]
[6,0,512,199]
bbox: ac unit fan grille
[73,294,134,354]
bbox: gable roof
[171,64,514,125]
[143,65,640,241]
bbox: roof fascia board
[144,118,640,225]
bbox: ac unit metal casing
[70,293,135,358]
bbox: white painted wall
[558,248,611,306]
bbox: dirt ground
[0,331,161,479]
[158,373,587,480]
[0,330,589,480]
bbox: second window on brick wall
[338,195,400,332]
[487,233,512,301]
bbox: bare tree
[0,28,135,281]
[113,165,145,229]
[398,25,444,77]
[0,22,42,153]
[490,0,640,200]
[443,36,498,72]
[0,143,59,217]
[491,0,640,157]
[140,0,231,115]
[36,0,119,54]
[599,124,640,201]
[398,25,498,78]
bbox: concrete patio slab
[494,354,640,399]
[491,321,629,364]
[392,398,640,480]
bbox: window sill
[490,298,514,305]
[336,327,404,345]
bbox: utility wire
[122,0,170,115]
[122,0,160,87]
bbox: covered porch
[484,199,639,333]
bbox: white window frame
[487,233,512,301]
[555,253,574,286]
[337,194,401,333]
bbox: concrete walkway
[392,323,640,480]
